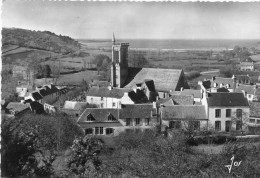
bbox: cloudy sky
[2,1,260,39]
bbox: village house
[170,88,202,103]
[6,102,30,116]
[198,76,236,93]
[235,84,260,102]
[234,75,251,85]
[248,102,260,134]
[77,103,157,136]
[131,79,158,102]
[240,61,254,71]
[86,86,148,108]
[202,92,250,133]
[160,105,208,131]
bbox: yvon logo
[225,155,242,174]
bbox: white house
[240,62,254,71]
[86,86,148,108]
[235,84,260,102]
[203,92,250,133]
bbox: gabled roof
[120,104,156,118]
[236,84,256,95]
[202,80,211,89]
[38,88,49,97]
[77,108,120,123]
[170,89,202,98]
[234,75,250,81]
[170,95,194,105]
[249,102,260,118]
[207,93,249,107]
[78,104,156,123]
[124,67,184,92]
[6,102,30,112]
[161,105,207,120]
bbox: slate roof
[120,104,156,118]
[211,77,235,88]
[77,108,120,123]
[249,102,260,118]
[161,105,207,120]
[6,102,30,112]
[170,89,202,98]
[78,104,156,123]
[170,95,194,105]
[31,92,43,101]
[207,93,249,107]
[87,86,130,99]
[236,84,256,95]
[30,101,44,112]
[202,80,211,89]
[124,67,183,92]
[38,88,49,97]
[217,87,230,93]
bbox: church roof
[124,67,183,92]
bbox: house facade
[240,62,254,71]
[204,92,250,132]
[248,102,260,134]
[235,84,259,102]
[77,104,157,136]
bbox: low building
[240,62,254,71]
[77,104,157,136]
[86,86,148,108]
[157,94,194,107]
[234,75,251,85]
[160,105,208,131]
[170,89,202,103]
[235,84,259,102]
[204,92,250,133]
[198,76,236,93]
[6,102,30,116]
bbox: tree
[231,109,249,135]
[1,115,55,177]
[43,64,51,77]
[128,52,149,67]
[67,136,103,177]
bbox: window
[135,118,140,125]
[101,97,104,101]
[215,121,221,131]
[236,120,242,131]
[101,103,104,108]
[226,109,231,118]
[126,118,131,126]
[225,121,231,132]
[112,102,116,107]
[169,121,181,129]
[106,128,114,135]
[257,120,260,124]
[85,128,93,135]
[94,127,103,135]
[236,109,242,118]
[145,118,150,126]
[87,114,95,121]
[249,119,255,123]
[108,114,115,121]
[215,109,221,118]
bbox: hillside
[2,28,81,54]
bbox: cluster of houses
[3,84,68,117]
[3,38,260,138]
[76,39,260,136]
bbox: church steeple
[112,33,116,44]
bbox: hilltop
[2,28,81,54]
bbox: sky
[2,1,260,39]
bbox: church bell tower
[111,33,129,88]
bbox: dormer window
[108,114,116,121]
[214,83,218,87]
[226,84,230,88]
[87,114,95,121]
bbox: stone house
[203,92,250,133]
[240,62,254,71]
[77,104,157,136]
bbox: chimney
[241,90,247,97]
[133,88,137,93]
[108,86,112,90]
[212,76,216,81]
[232,75,235,79]
[152,101,156,109]
[124,92,128,96]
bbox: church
[110,35,189,98]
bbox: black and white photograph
[1,1,260,177]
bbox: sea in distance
[78,39,260,51]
